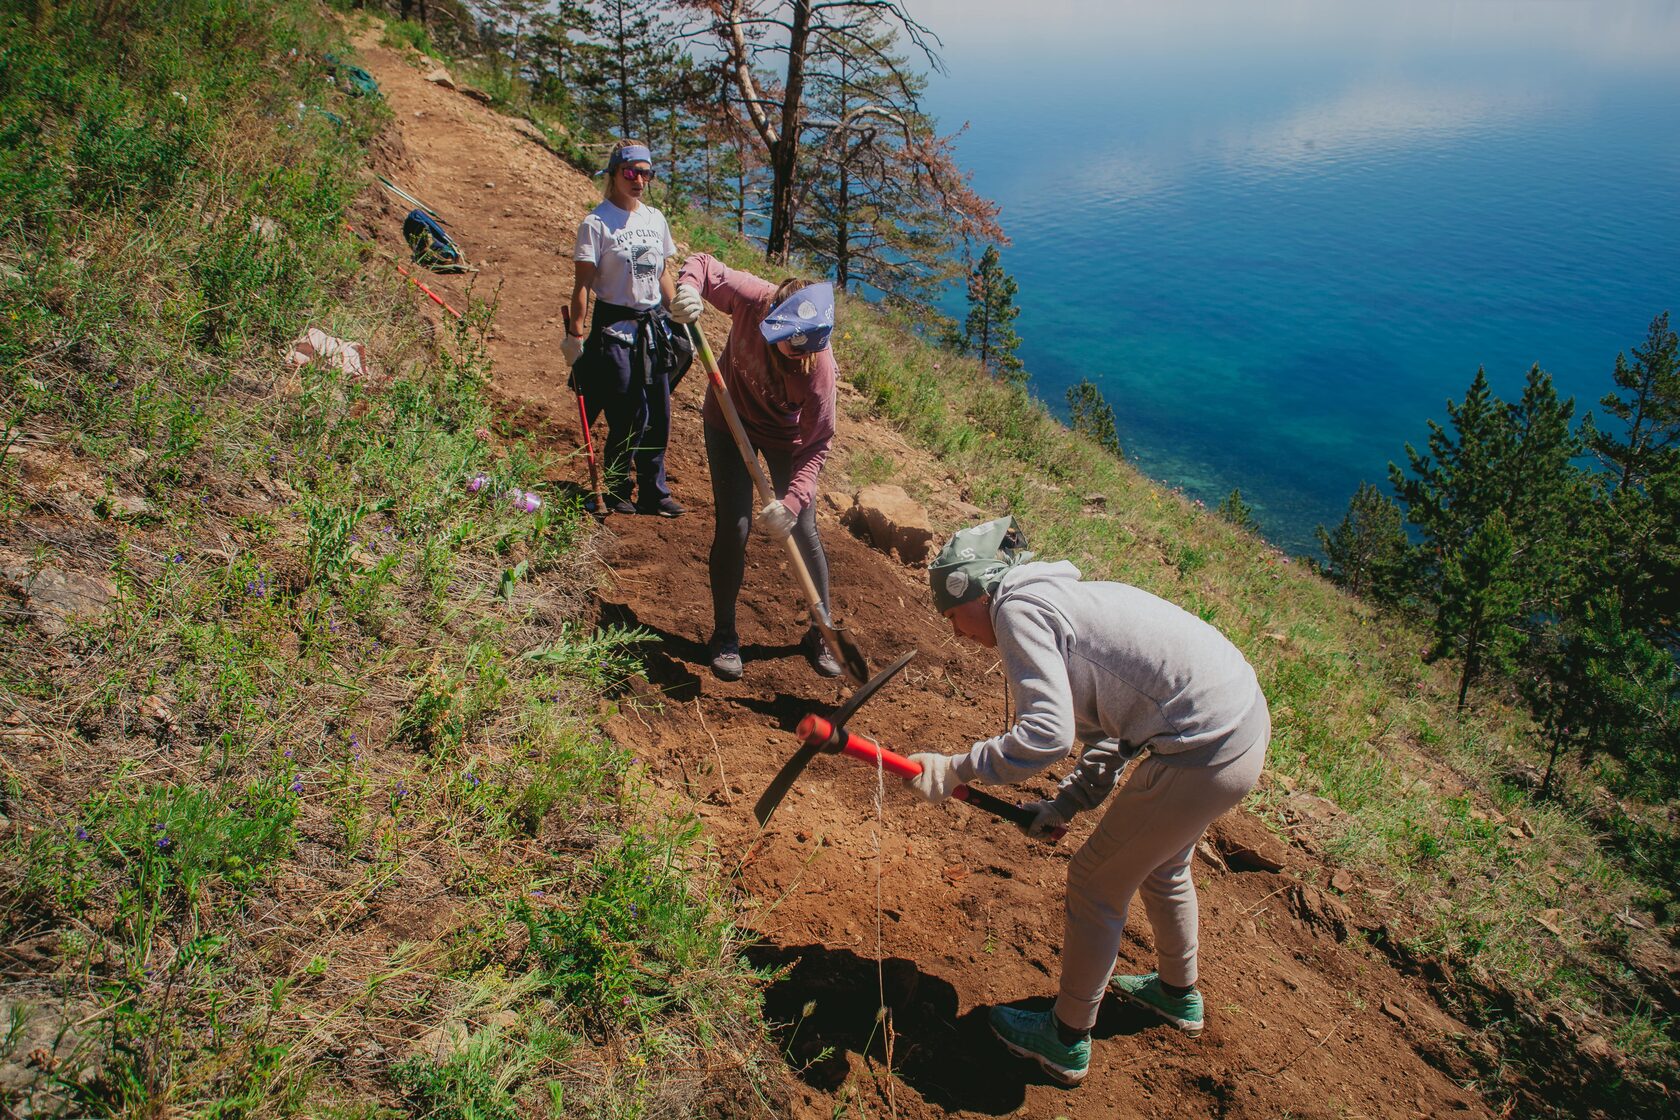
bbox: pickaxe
[754,650,1068,841]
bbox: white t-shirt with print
[573,200,676,311]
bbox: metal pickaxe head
[751,648,1066,840]
[753,650,917,827]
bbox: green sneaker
[1109,972,1204,1036]
[987,1004,1090,1085]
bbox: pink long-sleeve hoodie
[677,253,837,516]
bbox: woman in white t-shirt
[562,140,689,516]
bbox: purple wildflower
[75,827,89,841]
[466,772,480,788]
[156,836,171,850]
[290,779,304,793]
[284,749,294,758]
[628,903,638,917]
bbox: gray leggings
[704,422,830,640]
[1055,702,1270,1031]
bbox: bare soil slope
[355,34,1493,1119]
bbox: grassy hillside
[0,3,770,1116]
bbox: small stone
[1382,1000,1409,1025]
[1329,869,1354,893]
[424,66,455,89]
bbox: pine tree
[1219,489,1260,534]
[1534,590,1680,795]
[1437,511,1524,708]
[574,0,684,139]
[1316,481,1411,601]
[1390,367,1510,565]
[1503,363,1588,628]
[1066,378,1120,456]
[964,244,1023,384]
[1389,365,1585,705]
[1582,311,1680,633]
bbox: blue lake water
[918,0,1680,555]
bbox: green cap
[929,515,1033,614]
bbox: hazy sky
[909,0,1680,67]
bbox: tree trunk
[765,1,812,262]
[835,161,850,291]
[1457,615,1481,710]
[616,7,630,137]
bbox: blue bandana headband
[599,144,652,177]
[759,281,835,355]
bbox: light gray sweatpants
[1053,707,1270,1032]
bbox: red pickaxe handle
[796,715,1068,841]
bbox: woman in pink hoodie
[667,254,840,681]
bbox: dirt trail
[354,34,1492,1119]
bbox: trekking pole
[688,321,869,686]
[563,308,606,517]
[794,713,1069,841]
[376,174,447,222]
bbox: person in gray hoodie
[906,516,1270,1086]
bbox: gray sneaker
[1109,972,1204,1036]
[803,627,842,678]
[708,635,743,682]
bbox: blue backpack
[402,209,465,272]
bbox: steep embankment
[353,30,1499,1120]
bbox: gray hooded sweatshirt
[950,561,1266,817]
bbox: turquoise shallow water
[921,1,1680,555]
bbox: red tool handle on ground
[796,715,1068,841]
[563,308,605,515]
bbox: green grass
[0,3,772,1116]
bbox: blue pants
[579,321,671,503]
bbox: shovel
[687,321,868,686]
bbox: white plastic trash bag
[285,328,369,380]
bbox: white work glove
[1019,799,1068,840]
[560,334,585,366]
[906,753,965,803]
[759,498,797,541]
[668,284,703,324]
